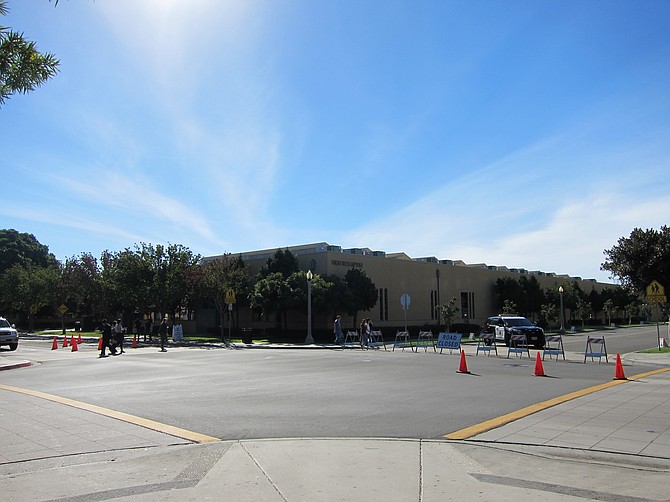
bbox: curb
[0,360,32,371]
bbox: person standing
[360,318,369,349]
[99,319,112,358]
[145,318,153,342]
[113,319,125,354]
[333,315,343,345]
[158,318,169,352]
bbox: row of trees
[493,276,641,328]
[0,230,378,337]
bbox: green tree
[60,253,103,323]
[343,268,377,329]
[250,271,292,329]
[602,226,670,293]
[194,254,250,341]
[539,303,558,329]
[603,299,615,326]
[0,229,57,275]
[436,296,459,331]
[501,299,517,315]
[251,249,301,331]
[0,1,59,106]
[494,277,523,313]
[141,243,200,321]
[0,262,59,330]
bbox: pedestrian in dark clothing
[99,319,113,358]
[333,315,344,345]
[145,318,153,342]
[158,318,168,352]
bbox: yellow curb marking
[0,384,220,444]
[445,367,670,440]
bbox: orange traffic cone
[62,336,69,348]
[97,337,103,350]
[614,353,627,380]
[78,333,82,345]
[533,352,545,377]
[457,349,470,374]
[132,335,138,349]
[51,336,58,350]
[71,337,78,352]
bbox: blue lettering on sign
[437,332,462,350]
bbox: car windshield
[505,318,534,327]
[0,319,10,328]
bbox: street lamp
[559,286,565,334]
[435,269,441,331]
[305,270,314,344]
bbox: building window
[379,288,389,321]
[460,292,475,321]
[430,290,438,320]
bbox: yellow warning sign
[225,289,236,304]
[645,280,667,304]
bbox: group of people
[99,319,126,357]
[332,315,375,348]
[99,317,170,358]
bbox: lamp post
[305,270,314,344]
[435,269,441,331]
[559,286,565,334]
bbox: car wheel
[8,342,18,351]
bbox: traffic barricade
[415,330,436,353]
[542,335,565,361]
[343,330,361,348]
[507,334,530,358]
[476,333,498,356]
[584,336,608,363]
[393,331,413,351]
[368,330,386,350]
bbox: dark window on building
[460,292,475,321]
[379,288,389,321]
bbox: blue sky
[2,0,669,283]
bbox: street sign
[400,293,411,310]
[645,280,667,304]
[225,289,236,304]
[58,304,68,315]
[437,332,462,350]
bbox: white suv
[0,317,19,351]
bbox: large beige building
[200,242,613,335]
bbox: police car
[484,315,545,348]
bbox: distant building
[199,242,614,335]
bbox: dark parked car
[484,315,545,348]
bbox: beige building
[201,242,613,334]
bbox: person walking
[144,318,153,342]
[158,318,169,352]
[333,315,344,345]
[360,318,369,349]
[99,319,113,358]
[113,319,125,354]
